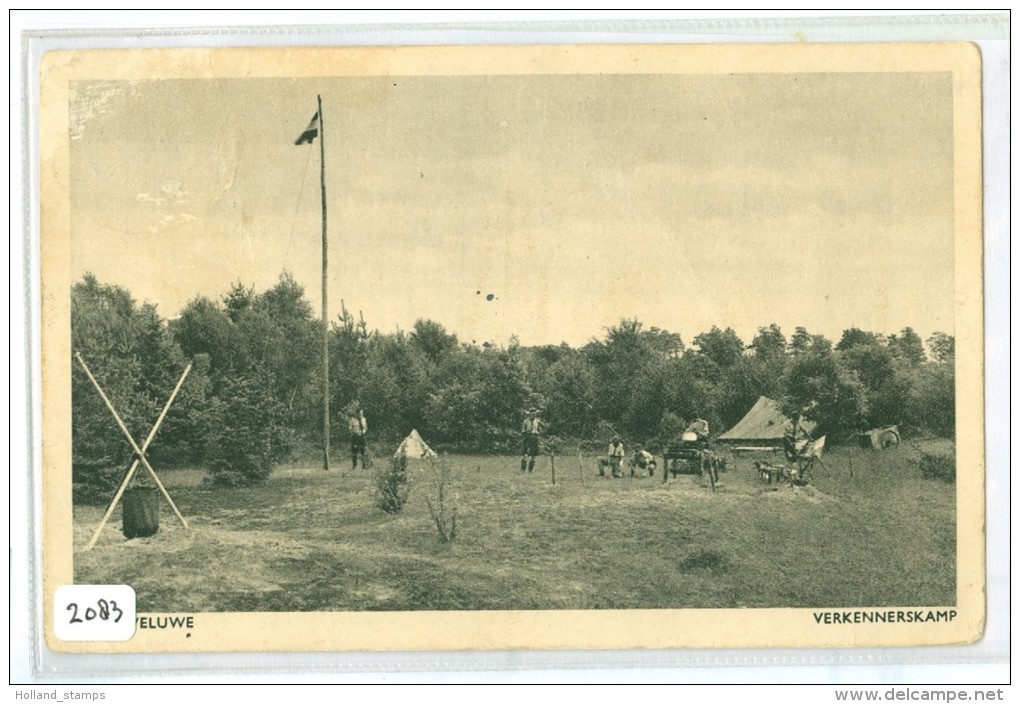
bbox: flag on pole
[294,112,319,145]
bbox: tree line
[71,273,955,500]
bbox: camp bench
[755,461,786,485]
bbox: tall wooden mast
[319,94,330,471]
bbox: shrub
[542,433,567,456]
[425,459,458,543]
[653,411,686,451]
[202,374,284,487]
[72,460,125,506]
[375,455,411,514]
[909,364,956,439]
[918,451,955,483]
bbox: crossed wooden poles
[75,352,191,550]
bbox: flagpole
[319,94,330,471]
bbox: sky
[69,71,955,348]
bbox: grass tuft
[918,450,955,483]
[679,548,729,572]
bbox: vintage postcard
[38,42,984,653]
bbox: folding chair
[796,435,828,479]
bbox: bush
[72,460,125,506]
[542,433,567,456]
[425,459,458,543]
[679,548,729,573]
[375,455,411,514]
[652,411,687,452]
[202,375,285,487]
[909,364,955,439]
[72,275,214,502]
[918,451,955,483]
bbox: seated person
[685,418,710,447]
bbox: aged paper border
[39,42,984,653]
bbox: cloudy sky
[69,71,954,347]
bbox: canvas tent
[393,429,437,459]
[717,396,816,446]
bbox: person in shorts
[520,408,542,473]
[348,407,368,469]
[607,437,625,478]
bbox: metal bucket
[122,487,160,539]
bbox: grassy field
[73,439,956,612]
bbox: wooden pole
[578,452,586,486]
[86,363,192,550]
[319,94,330,471]
[75,353,189,528]
[550,452,556,485]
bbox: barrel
[122,487,160,539]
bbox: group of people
[347,403,723,476]
[606,419,710,478]
[601,437,657,478]
[520,408,713,479]
[350,403,809,478]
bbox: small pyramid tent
[393,429,438,459]
[717,396,816,446]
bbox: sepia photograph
[39,42,984,652]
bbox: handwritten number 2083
[66,599,123,624]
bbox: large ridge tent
[716,396,816,446]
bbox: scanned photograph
[40,43,983,651]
